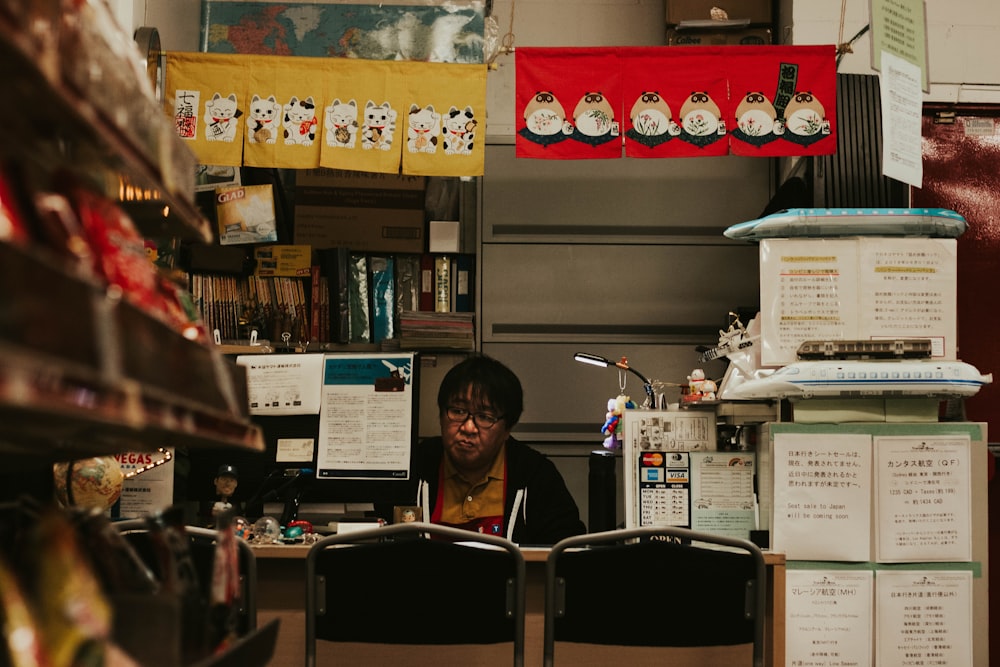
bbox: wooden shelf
[0,344,263,458]
[0,11,272,667]
[0,6,264,460]
[0,242,263,458]
[0,14,211,243]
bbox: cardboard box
[666,0,772,26]
[429,220,461,253]
[667,26,772,46]
[294,168,426,253]
[294,206,424,254]
[295,167,426,192]
[215,184,277,245]
[759,238,958,367]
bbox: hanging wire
[484,0,515,68]
[500,0,516,55]
[835,0,870,68]
[837,0,847,49]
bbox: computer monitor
[185,354,421,528]
[185,412,419,528]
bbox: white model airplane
[728,359,992,400]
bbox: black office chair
[114,519,258,635]
[305,521,526,667]
[543,526,766,667]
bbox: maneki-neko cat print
[324,98,359,149]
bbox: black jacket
[412,436,587,546]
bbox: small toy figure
[393,505,423,524]
[700,378,718,401]
[212,464,239,518]
[601,394,636,451]
[688,368,708,395]
[683,368,718,403]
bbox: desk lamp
[573,352,655,408]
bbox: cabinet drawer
[481,243,759,344]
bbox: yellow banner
[243,57,283,167]
[399,62,487,177]
[165,52,248,167]
[318,59,402,174]
[165,52,485,177]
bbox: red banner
[515,47,623,160]
[515,45,837,159]
[623,47,730,158]
[726,45,837,157]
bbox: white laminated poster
[786,569,874,667]
[689,451,756,540]
[316,353,415,481]
[759,238,956,366]
[237,352,324,415]
[622,409,714,529]
[759,238,859,367]
[772,432,872,561]
[879,50,924,188]
[876,570,973,667]
[632,450,690,528]
[857,238,956,358]
[874,434,972,563]
[622,409,715,452]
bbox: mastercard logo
[641,452,664,467]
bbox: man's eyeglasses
[445,406,503,429]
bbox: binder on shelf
[394,253,421,315]
[435,254,451,313]
[309,264,322,341]
[454,253,475,312]
[348,253,372,343]
[317,247,350,344]
[419,253,435,311]
[371,255,395,343]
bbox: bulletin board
[912,105,1000,440]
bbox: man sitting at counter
[411,354,586,545]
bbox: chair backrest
[114,519,258,635]
[543,526,766,667]
[305,521,526,667]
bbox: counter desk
[251,542,785,667]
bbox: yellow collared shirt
[439,444,506,524]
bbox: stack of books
[398,310,475,350]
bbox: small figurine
[688,368,708,396]
[394,505,423,524]
[601,394,636,451]
[700,378,718,401]
[683,369,717,403]
[212,464,239,519]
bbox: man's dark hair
[437,354,524,427]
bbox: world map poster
[200,0,487,63]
